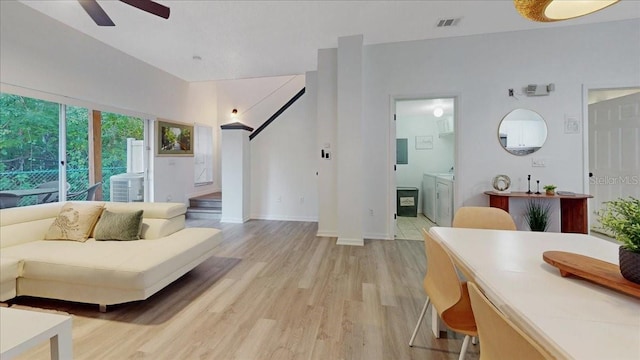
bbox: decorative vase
[619,246,640,284]
[545,190,555,196]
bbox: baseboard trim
[316,231,338,238]
[220,217,247,223]
[336,237,364,246]
[250,214,318,222]
[364,233,394,241]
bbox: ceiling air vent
[436,18,460,27]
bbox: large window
[101,111,144,200]
[0,92,147,206]
[66,105,90,200]
[0,94,60,206]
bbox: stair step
[186,207,221,220]
[190,198,222,209]
[189,192,222,210]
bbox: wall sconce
[514,0,620,22]
[230,108,238,120]
[526,83,555,96]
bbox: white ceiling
[19,0,640,82]
[588,88,640,104]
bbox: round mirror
[498,109,547,156]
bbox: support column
[316,48,338,237]
[336,35,364,246]
[220,122,253,223]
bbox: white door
[589,91,640,232]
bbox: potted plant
[543,184,557,196]
[598,197,640,284]
[524,199,552,232]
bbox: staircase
[186,192,221,220]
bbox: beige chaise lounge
[0,201,222,311]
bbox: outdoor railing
[0,166,126,205]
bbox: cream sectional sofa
[0,201,222,311]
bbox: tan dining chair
[452,206,516,230]
[409,229,477,360]
[467,282,552,360]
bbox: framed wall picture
[156,119,194,156]
[416,135,433,150]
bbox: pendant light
[514,0,620,22]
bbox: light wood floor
[396,214,436,241]
[8,219,479,360]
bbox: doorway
[587,87,640,235]
[394,97,456,240]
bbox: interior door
[589,91,640,232]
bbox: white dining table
[429,227,640,360]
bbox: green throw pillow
[94,209,143,241]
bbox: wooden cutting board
[543,251,640,299]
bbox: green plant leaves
[525,199,552,232]
[598,197,640,252]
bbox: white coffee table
[0,307,73,360]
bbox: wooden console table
[484,191,593,234]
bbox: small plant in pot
[598,197,640,284]
[543,184,557,196]
[524,199,552,232]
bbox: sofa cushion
[0,203,63,248]
[44,202,104,242]
[140,216,185,240]
[94,210,144,241]
[3,228,221,291]
[0,257,21,301]
[104,202,186,219]
[0,257,21,284]
[94,203,186,239]
[1,202,186,246]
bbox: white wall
[184,81,219,198]
[5,0,638,229]
[396,114,455,211]
[215,74,316,221]
[0,1,219,205]
[215,75,306,188]
[250,91,318,221]
[0,1,188,121]
[356,19,640,237]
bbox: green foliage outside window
[0,93,143,201]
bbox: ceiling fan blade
[78,0,115,26]
[119,0,170,19]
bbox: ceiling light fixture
[514,0,620,22]
[433,107,444,117]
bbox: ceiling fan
[78,0,170,26]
